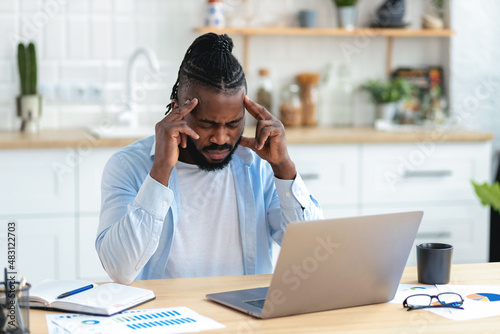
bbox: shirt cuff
[133,174,174,220]
[274,172,311,208]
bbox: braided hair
[166,33,247,114]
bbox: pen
[57,284,94,299]
[16,276,27,331]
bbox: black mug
[417,243,453,284]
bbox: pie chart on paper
[466,293,500,302]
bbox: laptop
[206,211,423,319]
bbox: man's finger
[244,95,272,121]
[169,98,199,120]
[239,136,256,150]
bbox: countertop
[0,127,494,149]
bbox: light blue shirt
[96,135,323,284]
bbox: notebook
[206,211,423,319]
[29,279,155,316]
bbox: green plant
[471,180,500,214]
[360,78,412,104]
[17,42,38,95]
[333,0,358,7]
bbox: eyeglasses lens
[407,295,432,307]
[437,293,463,306]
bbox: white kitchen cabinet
[360,142,491,205]
[289,140,491,265]
[77,148,117,282]
[360,141,492,264]
[0,136,492,286]
[77,216,110,282]
[0,149,76,216]
[78,148,117,213]
[288,144,360,219]
[0,218,76,286]
[361,205,489,267]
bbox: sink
[87,126,154,139]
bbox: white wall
[0,0,498,176]
[449,0,500,178]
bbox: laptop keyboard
[244,299,266,309]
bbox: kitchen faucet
[120,47,160,128]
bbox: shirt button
[153,237,158,243]
[285,192,291,198]
[162,201,168,207]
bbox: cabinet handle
[301,173,320,181]
[416,231,452,239]
[403,170,452,178]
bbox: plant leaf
[471,181,500,213]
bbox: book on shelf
[29,279,155,316]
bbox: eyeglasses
[403,292,464,311]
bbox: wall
[0,0,203,130]
[449,0,500,178]
[1,0,498,173]
[1,0,455,131]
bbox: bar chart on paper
[46,306,225,333]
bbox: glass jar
[256,68,273,114]
[332,64,353,127]
[297,73,320,126]
[279,84,302,127]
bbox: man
[96,33,322,284]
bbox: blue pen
[57,284,94,299]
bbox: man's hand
[150,99,199,186]
[240,95,296,180]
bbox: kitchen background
[0,0,499,170]
[0,0,499,283]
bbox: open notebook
[29,279,155,316]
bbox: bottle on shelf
[256,68,273,115]
[332,64,354,127]
[279,84,302,127]
[205,0,225,28]
[318,63,335,126]
[297,73,320,126]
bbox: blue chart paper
[46,306,225,333]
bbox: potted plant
[360,77,412,122]
[472,181,500,214]
[333,0,358,30]
[16,41,42,133]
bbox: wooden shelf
[195,27,455,38]
[195,26,455,76]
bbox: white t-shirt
[164,161,244,278]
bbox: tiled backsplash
[1,0,498,149]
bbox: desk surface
[31,263,500,333]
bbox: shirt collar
[150,137,254,165]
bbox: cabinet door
[0,149,76,215]
[0,218,76,286]
[361,142,491,205]
[77,216,110,282]
[361,205,489,266]
[288,144,359,218]
[78,148,118,214]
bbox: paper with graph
[46,306,225,333]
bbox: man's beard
[185,135,242,172]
